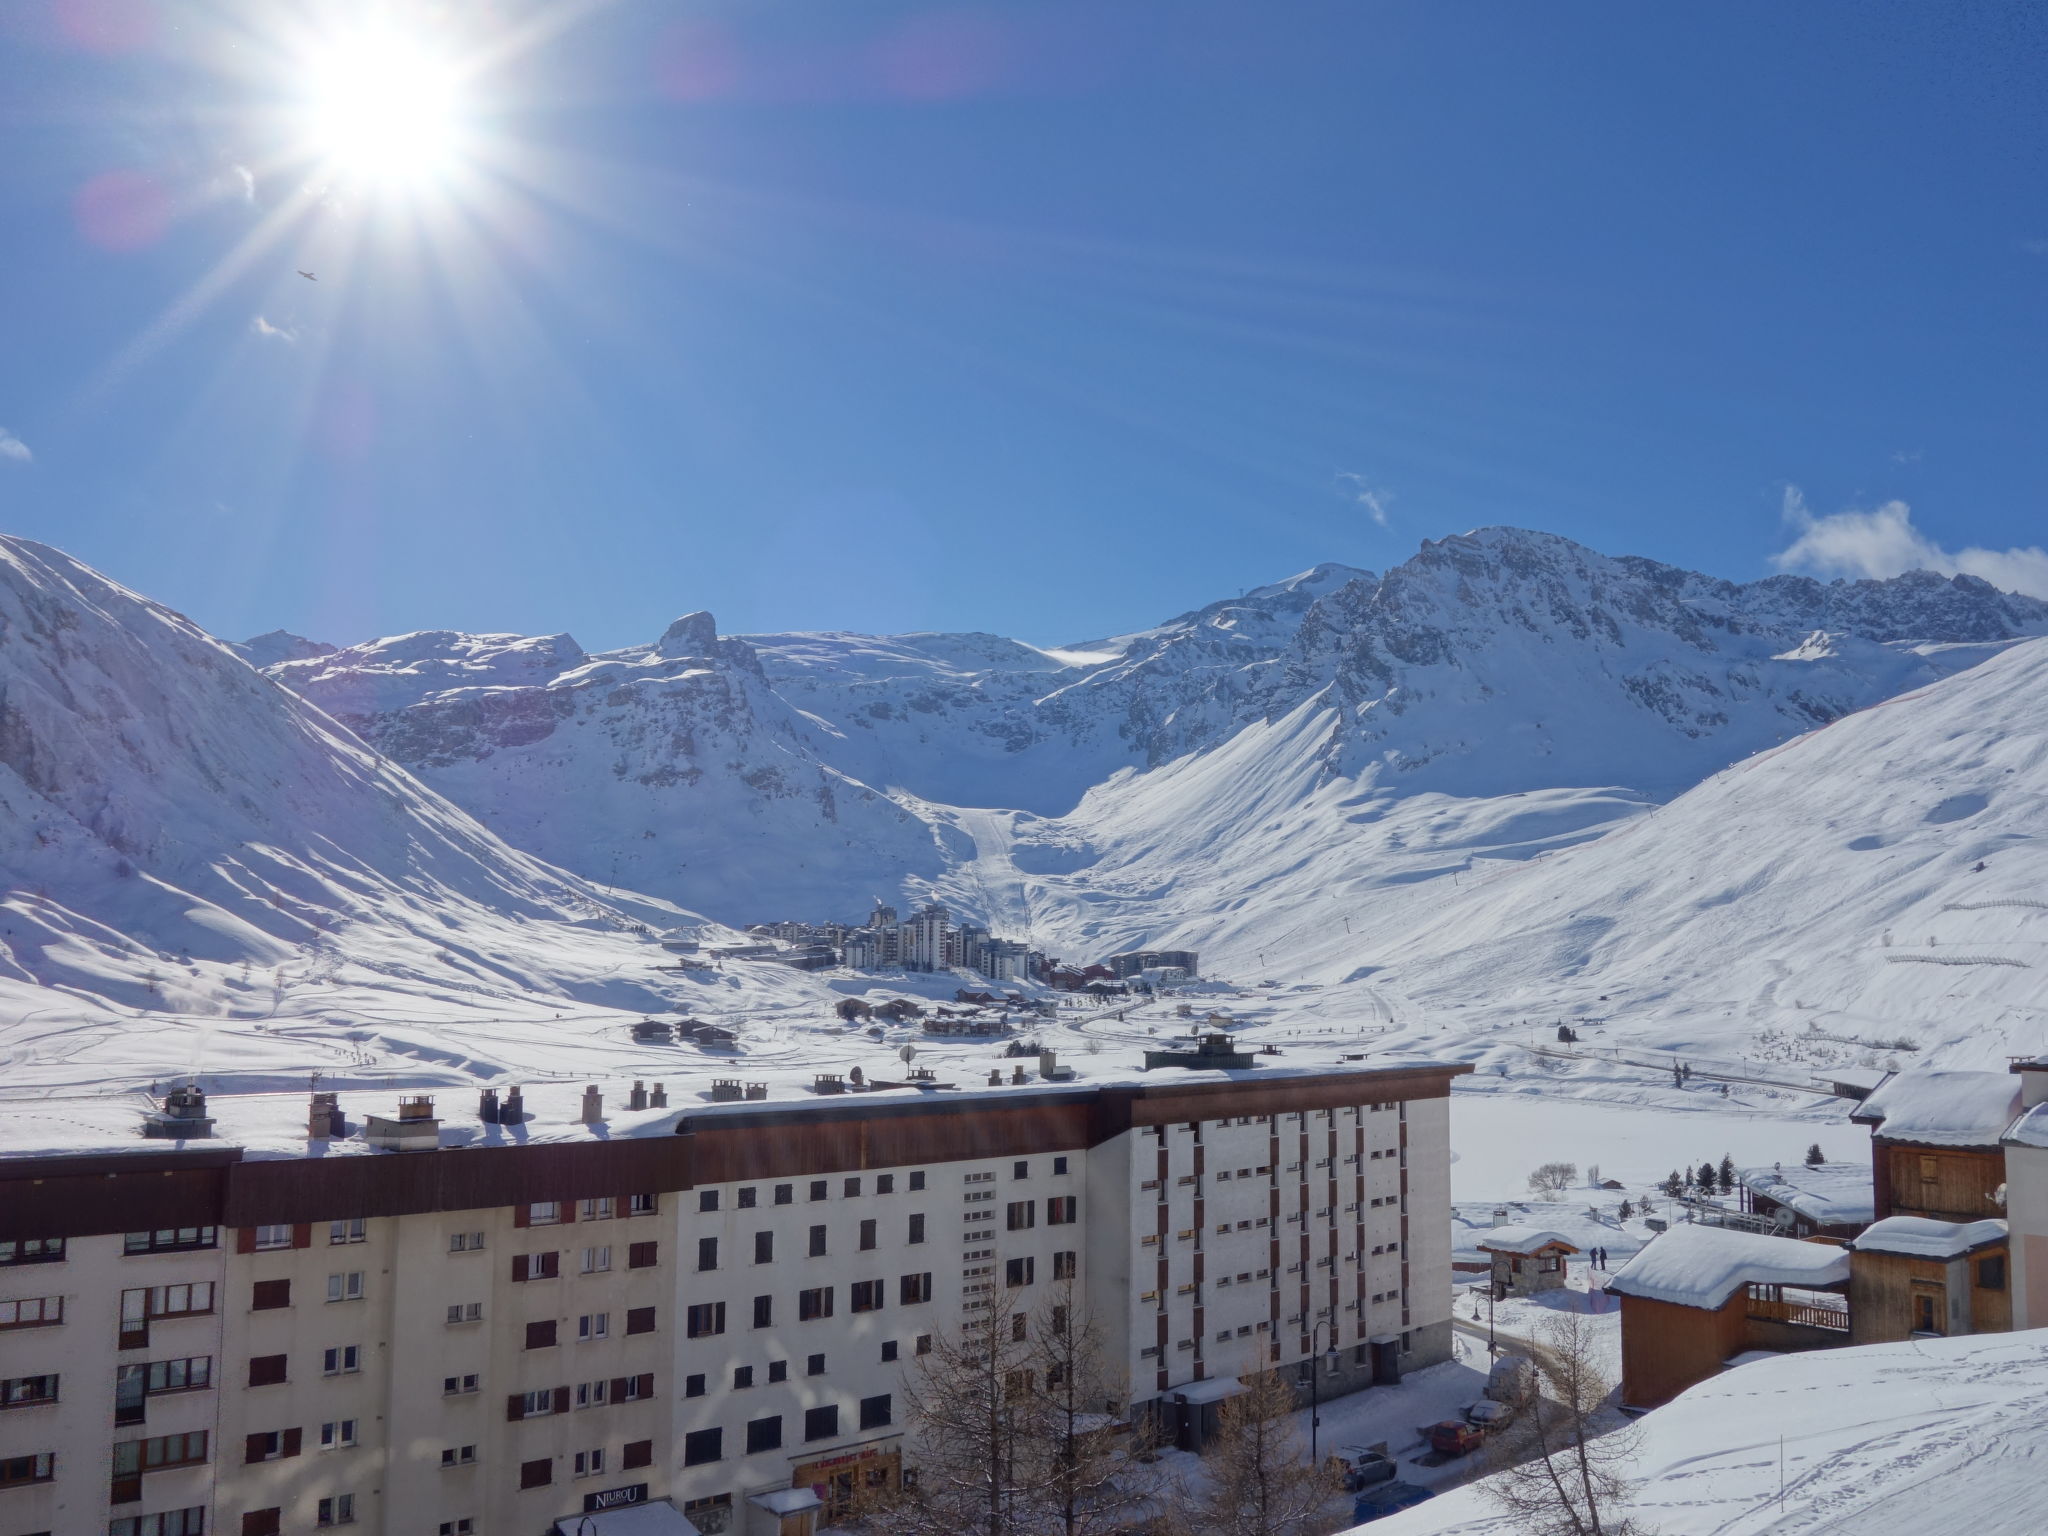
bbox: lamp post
[1307,1319,1342,1465]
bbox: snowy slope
[1369,1331,2048,1536]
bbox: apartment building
[0,1060,1466,1536]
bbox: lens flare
[303,28,464,185]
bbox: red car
[1428,1419,1485,1458]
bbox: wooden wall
[1874,1141,2006,1223]
[1618,1293,1746,1410]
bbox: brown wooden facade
[1870,1140,2006,1224]
[1617,1283,1848,1410]
[1848,1243,2011,1344]
[0,1064,1467,1242]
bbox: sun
[302,27,466,186]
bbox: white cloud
[1337,472,1393,527]
[250,315,297,343]
[1772,486,2048,599]
[0,428,30,464]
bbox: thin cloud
[1772,486,2048,599]
[1337,472,1393,528]
[0,428,30,464]
[250,315,297,342]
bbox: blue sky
[2,0,2045,651]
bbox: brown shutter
[242,1511,282,1536]
[511,1255,529,1283]
[520,1457,552,1490]
[626,1306,655,1335]
[236,1227,256,1255]
[636,1372,654,1399]
[281,1427,302,1457]
[514,1204,531,1229]
[552,1385,571,1415]
[507,1394,526,1422]
[251,1279,291,1311]
[610,1376,629,1402]
[560,1201,577,1225]
[540,1252,560,1279]
[291,1224,312,1249]
[629,1241,657,1269]
[248,1355,287,1387]
[245,1432,268,1464]
[525,1319,556,1349]
[622,1439,652,1470]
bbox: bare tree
[1020,1277,1162,1536]
[1527,1161,1578,1196]
[1170,1368,1341,1536]
[1481,1308,1644,1536]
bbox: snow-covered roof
[747,1490,821,1516]
[1853,1069,2021,1147]
[2001,1101,2048,1149]
[1738,1162,1875,1227]
[1170,1375,1245,1405]
[1850,1216,2007,1260]
[554,1500,699,1536]
[1475,1225,1580,1256]
[1603,1223,1850,1310]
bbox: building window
[449,1232,486,1252]
[576,1380,609,1408]
[687,1302,725,1338]
[768,1360,788,1383]
[248,1355,287,1388]
[440,1445,476,1467]
[447,1302,483,1325]
[809,1225,828,1257]
[685,1374,705,1398]
[699,1190,720,1213]
[807,1353,826,1377]
[582,1246,612,1274]
[516,1388,560,1418]
[1007,1202,1035,1231]
[629,1241,659,1269]
[525,1320,557,1350]
[321,1346,360,1375]
[738,1186,758,1208]
[0,1373,58,1407]
[253,1225,293,1251]
[245,1429,298,1463]
[629,1194,658,1216]
[326,1272,364,1303]
[512,1252,560,1282]
[734,1365,754,1388]
[909,1171,926,1190]
[810,1180,828,1202]
[1980,1255,2008,1291]
[439,1520,476,1534]
[1013,1161,1030,1179]
[124,1228,218,1255]
[626,1306,656,1336]
[845,1177,862,1197]
[800,1287,834,1321]
[0,1295,62,1329]
[859,1219,877,1251]
[881,1341,899,1362]
[850,1280,884,1313]
[328,1219,366,1245]
[316,1493,356,1525]
[908,1213,926,1244]
[574,1448,606,1477]
[526,1202,562,1226]
[915,1334,932,1356]
[1053,1251,1077,1280]
[110,1508,206,1536]
[581,1195,615,1220]
[0,1237,64,1267]
[683,1428,723,1466]
[860,1394,893,1430]
[747,1415,783,1453]
[753,1295,773,1328]
[774,1184,793,1205]
[698,1237,719,1272]
[877,1174,895,1195]
[804,1405,839,1441]
[1046,1197,1077,1226]
[1006,1257,1035,1287]
[754,1231,775,1263]
[577,1313,610,1341]
[899,1272,932,1305]
[623,1440,653,1470]
[520,1457,552,1490]
[1053,1156,1068,1175]
[444,1374,479,1396]
[318,1419,358,1449]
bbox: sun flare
[303,28,465,185]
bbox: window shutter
[629,1241,657,1269]
[520,1457,552,1490]
[553,1385,571,1415]
[507,1393,525,1422]
[623,1439,652,1470]
[526,1319,556,1349]
[245,1432,268,1464]
[281,1427,302,1457]
[514,1205,531,1229]
[242,1511,282,1536]
[248,1355,287,1387]
[636,1372,654,1399]
[610,1376,629,1401]
[560,1200,577,1225]
[292,1224,313,1249]
[511,1255,530,1283]
[626,1306,656,1335]
[236,1227,256,1255]
[252,1279,290,1310]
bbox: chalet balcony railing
[1745,1295,1849,1331]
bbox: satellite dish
[898,1044,918,1065]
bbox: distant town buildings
[742,910,1198,990]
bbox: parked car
[1333,1446,1397,1491]
[1465,1399,1514,1432]
[1428,1419,1485,1457]
[1485,1353,1535,1405]
[1353,1483,1437,1523]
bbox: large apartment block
[0,1062,1465,1536]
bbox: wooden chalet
[1475,1226,1580,1299]
[1847,1216,2010,1343]
[1850,1069,2020,1223]
[1605,1224,1850,1409]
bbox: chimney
[364,1096,441,1152]
[628,1080,649,1112]
[145,1082,216,1140]
[501,1085,525,1124]
[479,1087,500,1125]
[308,1091,343,1139]
[1492,1208,1509,1228]
[397,1095,435,1122]
[988,1069,1003,1087]
[649,1082,668,1108]
[580,1085,604,1125]
[1010,1065,1028,1085]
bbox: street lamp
[1307,1319,1343,1465]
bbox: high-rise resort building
[0,1056,1468,1536]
